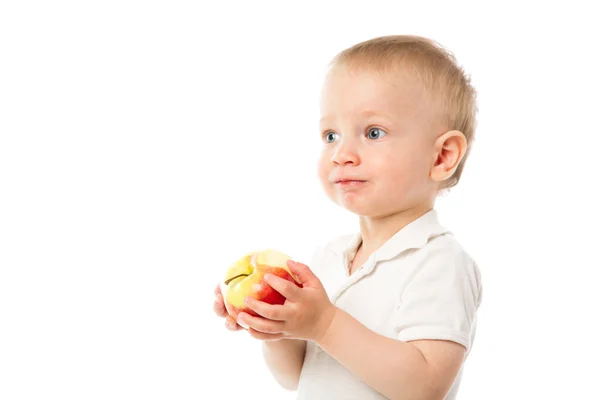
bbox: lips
[333,179,367,188]
[333,179,366,183]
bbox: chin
[337,199,381,217]
[339,197,413,219]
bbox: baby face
[317,64,442,217]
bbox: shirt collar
[328,209,451,263]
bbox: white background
[1,1,599,399]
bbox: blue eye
[324,131,339,143]
[367,127,387,139]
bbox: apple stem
[224,274,249,285]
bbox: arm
[216,282,306,391]
[238,254,480,400]
[261,339,306,391]
[316,308,465,400]
[316,246,481,399]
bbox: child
[213,34,483,400]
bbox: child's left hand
[237,260,337,342]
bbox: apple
[220,249,302,323]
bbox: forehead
[319,64,431,123]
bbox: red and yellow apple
[220,249,302,323]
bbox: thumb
[287,259,318,287]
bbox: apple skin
[221,249,302,324]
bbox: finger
[287,260,318,287]
[265,273,301,300]
[244,296,287,321]
[214,284,222,295]
[247,328,285,341]
[237,312,285,334]
[213,294,228,317]
[225,316,243,331]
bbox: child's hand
[213,284,244,332]
[237,260,337,342]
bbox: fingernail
[244,296,252,305]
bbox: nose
[331,137,359,166]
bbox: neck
[357,201,434,258]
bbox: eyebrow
[319,115,333,124]
[320,110,394,124]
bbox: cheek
[317,153,330,183]
[381,150,430,189]
[317,153,338,200]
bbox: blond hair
[330,35,478,190]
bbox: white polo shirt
[296,209,483,400]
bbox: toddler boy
[213,34,483,400]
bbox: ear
[430,130,467,183]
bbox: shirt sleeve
[393,242,482,352]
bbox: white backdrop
[1,1,599,399]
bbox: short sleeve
[393,243,482,352]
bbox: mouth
[334,180,367,186]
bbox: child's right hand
[213,284,243,331]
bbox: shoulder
[425,233,479,271]
[409,233,483,300]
